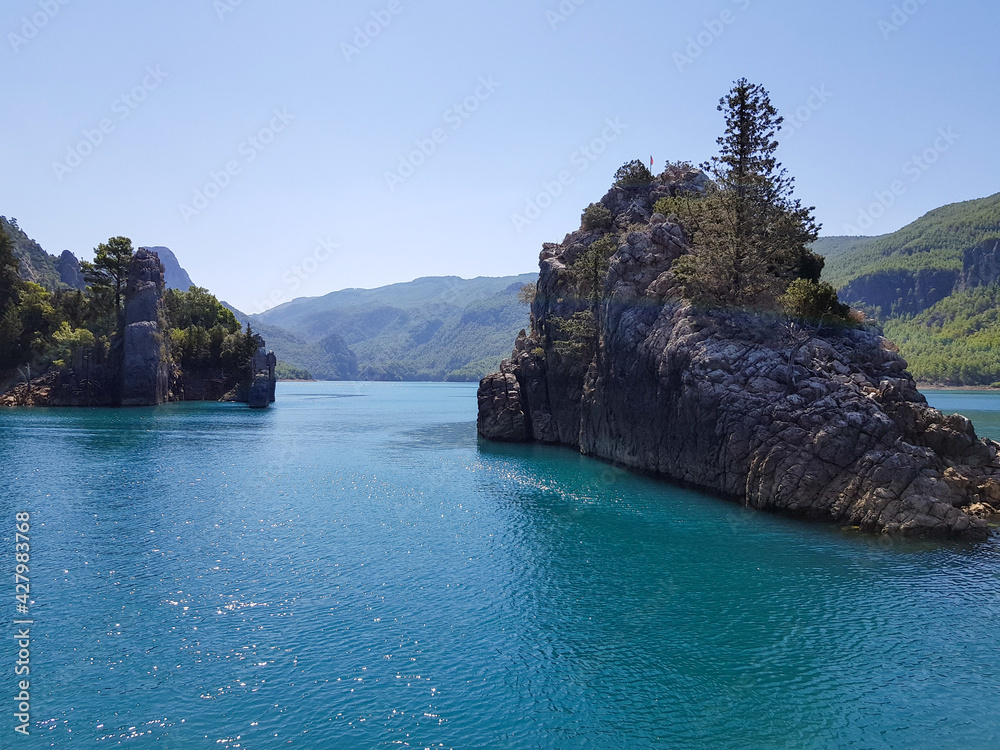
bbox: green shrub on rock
[613,160,654,187]
[581,202,613,230]
[781,279,850,323]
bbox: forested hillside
[883,287,1000,385]
[822,193,1000,295]
[252,274,536,381]
[817,192,1000,385]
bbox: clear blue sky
[2,0,997,312]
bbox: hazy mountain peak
[142,246,194,291]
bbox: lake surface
[1,383,999,749]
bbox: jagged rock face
[121,249,170,406]
[479,173,999,539]
[838,268,959,317]
[958,238,1000,291]
[142,246,195,291]
[477,371,529,441]
[248,373,271,409]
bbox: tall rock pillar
[121,249,170,406]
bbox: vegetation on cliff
[477,81,1000,539]
[821,194,1000,291]
[882,286,1000,385]
[0,224,259,396]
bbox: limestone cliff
[478,172,1000,540]
[958,238,1000,291]
[121,249,170,406]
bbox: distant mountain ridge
[224,302,358,381]
[142,246,194,290]
[251,274,536,381]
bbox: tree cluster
[0,228,258,384]
[670,78,836,316]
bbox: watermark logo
[844,127,959,234]
[341,0,404,63]
[252,236,339,313]
[784,85,833,139]
[52,66,169,183]
[384,76,500,192]
[214,0,247,22]
[179,108,295,222]
[878,0,930,39]
[546,0,586,30]
[510,117,628,233]
[8,0,71,54]
[673,0,751,73]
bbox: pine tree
[673,79,822,308]
[80,236,134,333]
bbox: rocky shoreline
[478,172,1000,540]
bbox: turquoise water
[1,383,999,749]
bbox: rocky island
[479,164,1000,540]
[1,248,276,409]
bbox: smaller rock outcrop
[121,249,170,406]
[247,338,277,409]
[142,246,195,291]
[55,250,86,289]
[477,368,529,441]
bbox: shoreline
[918,383,1000,392]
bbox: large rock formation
[121,249,170,406]
[478,171,1000,540]
[55,250,86,289]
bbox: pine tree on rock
[673,78,822,308]
[80,236,135,334]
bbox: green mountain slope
[254,274,536,381]
[817,192,1000,386]
[810,235,876,264]
[224,303,357,381]
[822,193,1000,310]
[883,286,1000,385]
[2,216,67,290]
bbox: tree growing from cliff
[80,236,135,332]
[672,79,823,308]
[553,235,618,357]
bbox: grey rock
[478,173,997,540]
[248,372,271,409]
[477,372,529,441]
[56,250,85,289]
[247,338,277,409]
[121,249,169,406]
[958,238,1000,291]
